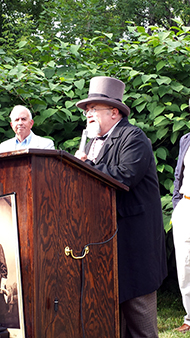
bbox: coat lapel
[181,133,190,161]
[178,133,190,175]
[85,117,129,164]
[95,134,116,164]
[28,131,38,148]
[95,118,129,164]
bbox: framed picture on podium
[0,193,25,338]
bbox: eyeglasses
[83,107,113,117]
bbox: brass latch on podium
[64,246,89,260]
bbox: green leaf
[161,194,172,208]
[165,113,173,119]
[158,85,171,98]
[156,127,169,139]
[164,178,173,191]
[157,164,165,173]
[147,102,157,114]
[132,76,143,88]
[171,131,179,144]
[102,32,113,39]
[149,133,158,144]
[156,77,171,85]
[18,40,28,48]
[154,152,158,165]
[0,49,5,55]
[163,215,172,233]
[141,74,157,83]
[65,101,75,109]
[49,83,60,91]
[44,68,55,79]
[152,105,165,117]
[166,104,180,112]
[3,64,12,69]
[130,70,140,77]
[136,102,147,113]
[47,61,56,68]
[132,97,145,107]
[156,60,166,71]
[52,95,62,103]
[154,116,166,126]
[74,79,85,90]
[164,164,174,174]
[9,65,27,76]
[156,147,167,160]
[173,120,185,132]
[181,103,188,111]
[158,31,171,40]
[154,45,165,55]
[70,45,80,56]
[65,90,74,98]
[139,83,152,90]
[34,108,57,125]
[170,82,184,92]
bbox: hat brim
[76,97,130,116]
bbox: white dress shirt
[87,119,122,162]
[179,145,190,197]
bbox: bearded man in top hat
[75,76,167,338]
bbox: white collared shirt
[179,145,190,196]
[88,119,122,162]
[15,132,32,150]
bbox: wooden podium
[0,149,129,338]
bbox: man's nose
[86,111,92,117]
[86,110,95,117]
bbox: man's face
[85,103,115,137]
[10,110,34,142]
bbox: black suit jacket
[85,117,167,303]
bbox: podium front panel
[0,151,119,338]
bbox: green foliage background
[1,23,190,232]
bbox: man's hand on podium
[75,150,87,162]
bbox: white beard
[86,119,101,139]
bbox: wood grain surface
[0,150,120,338]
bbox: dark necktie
[96,135,108,141]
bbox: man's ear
[111,108,120,118]
[30,119,34,128]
